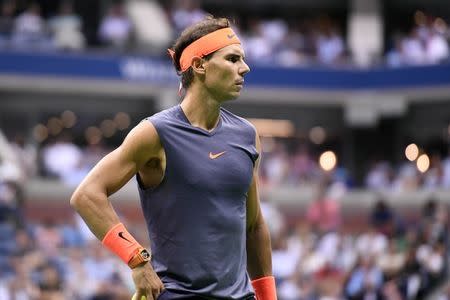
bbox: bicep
[77,120,160,197]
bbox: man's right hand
[132,263,165,300]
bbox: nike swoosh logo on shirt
[209,151,226,159]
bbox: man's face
[202,44,250,102]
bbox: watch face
[141,249,151,260]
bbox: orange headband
[169,27,241,72]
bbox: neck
[180,85,222,131]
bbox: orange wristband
[251,276,277,300]
[102,223,142,264]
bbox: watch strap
[128,247,151,269]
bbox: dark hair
[170,16,231,89]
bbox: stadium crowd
[30,131,450,192]
[1,127,450,299]
[0,175,449,299]
[0,0,449,67]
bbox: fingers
[151,285,164,299]
[132,265,165,300]
[133,291,148,300]
[150,280,165,299]
[134,287,162,300]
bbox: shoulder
[145,105,184,131]
[220,107,256,135]
[147,105,180,122]
[121,119,161,159]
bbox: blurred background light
[85,126,102,145]
[405,143,419,161]
[309,126,326,145]
[114,112,131,130]
[100,119,117,138]
[47,117,63,136]
[32,124,48,142]
[319,150,337,171]
[416,153,430,173]
[61,110,77,129]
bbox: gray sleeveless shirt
[137,105,258,299]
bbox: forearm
[71,186,150,269]
[70,187,121,240]
[246,218,273,279]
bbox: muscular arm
[70,120,161,240]
[246,132,273,279]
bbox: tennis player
[71,16,276,300]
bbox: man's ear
[191,56,206,75]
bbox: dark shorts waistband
[157,290,255,300]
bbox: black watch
[128,248,151,269]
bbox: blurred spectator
[425,28,449,64]
[401,28,427,65]
[0,0,16,47]
[41,132,82,179]
[60,214,86,248]
[314,263,346,299]
[306,182,342,233]
[170,0,206,34]
[259,195,284,238]
[436,284,450,300]
[271,230,300,285]
[0,130,25,184]
[98,0,133,49]
[83,242,118,283]
[36,262,65,299]
[370,199,396,236]
[416,241,446,292]
[355,225,388,258]
[274,22,308,67]
[395,245,422,299]
[0,181,23,228]
[298,240,327,279]
[11,2,52,50]
[48,0,85,50]
[386,36,406,67]
[125,0,173,53]
[62,247,98,298]
[424,153,445,189]
[334,232,358,273]
[443,147,450,188]
[260,19,289,53]
[392,161,420,192]
[260,140,289,186]
[288,144,316,184]
[386,12,450,67]
[365,160,393,190]
[315,27,345,65]
[281,272,318,300]
[419,200,449,247]
[82,141,110,170]
[242,18,274,63]
[10,132,37,182]
[2,254,40,299]
[376,238,406,280]
[422,198,438,223]
[14,228,35,256]
[345,256,384,300]
[34,218,63,256]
